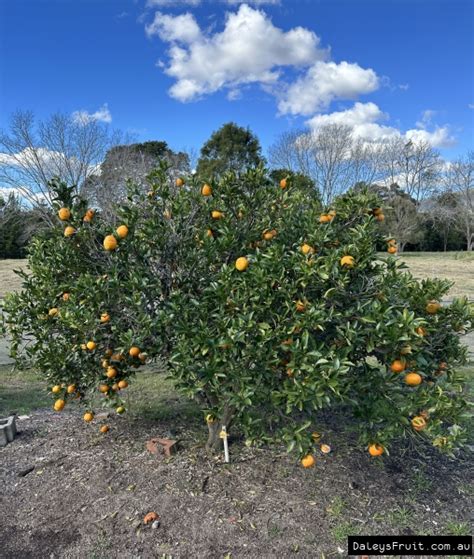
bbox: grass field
[0,259,28,299]
[1,253,474,299]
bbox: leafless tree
[269,125,385,204]
[0,110,128,221]
[445,151,474,250]
[83,142,190,219]
[380,137,441,203]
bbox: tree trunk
[205,406,235,453]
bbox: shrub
[2,167,472,460]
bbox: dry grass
[1,253,474,300]
[398,252,474,299]
[0,259,28,299]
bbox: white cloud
[71,104,112,125]
[146,0,201,7]
[468,103,474,109]
[0,147,62,168]
[278,61,379,116]
[225,0,280,5]
[416,109,436,129]
[405,126,455,148]
[146,12,201,42]
[307,102,455,148]
[146,4,326,102]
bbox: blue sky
[0,0,473,159]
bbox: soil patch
[0,409,472,558]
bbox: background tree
[0,110,128,222]
[422,191,459,252]
[196,122,265,177]
[84,141,189,218]
[269,125,384,205]
[0,192,47,258]
[383,184,424,252]
[445,152,474,251]
[380,138,441,203]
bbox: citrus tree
[2,168,472,464]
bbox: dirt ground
[1,405,472,559]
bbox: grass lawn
[0,258,27,299]
[398,251,474,299]
[2,253,474,299]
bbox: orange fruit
[99,384,109,393]
[143,511,159,524]
[387,238,396,245]
[100,312,110,323]
[106,367,117,379]
[111,352,124,361]
[103,235,117,251]
[301,243,314,255]
[48,307,59,317]
[387,246,397,254]
[390,359,406,373]
[311,432,322,441]
[263,230,274,241]
[373,207,383,216]
[118,379,128,389]
[101,359,109,369]
[211,210,223,220]
[51,385,61,394]
[319,214,331,223]
[206,229,214,238]
[368,443,384,456]
[116,225,129,239]
[405,372,422,386]
[320,444,331,454]
[100,425,110,434]
[279,177,287,189]
[295,300,306,312]
[129,346,140,358]
[86,341,96,351]
[340,255,355,268]
[58,207,71,221]
[411,416,427,431]
[111,383,119,391]
[201,184,212,196]
[83,209,95,222]
[116,406,125,414]
[301,454,315,468]
[175,177,184,187]
[64,226,76,237]
[416,326,427,337]
[426,300,441,314]
[375,213,385,222]
[67,384,76,394]
[54,399,65,412]
[83,411,94,423]
[235,257,249,272]
[62,292,70,301]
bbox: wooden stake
[220,426,230,463]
